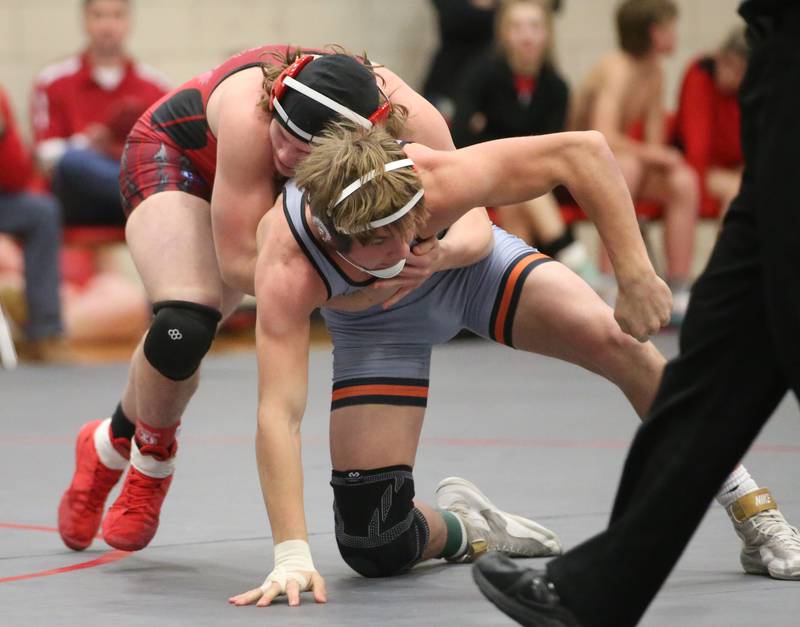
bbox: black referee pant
[545,6,800,627]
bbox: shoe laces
[447,501,490,533]
[750,510,800,549]
[123,470,169,513]
[72,463,121,514]
[448,503,531,554]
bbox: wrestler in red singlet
[120,45,309,213]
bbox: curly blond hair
[294,119,428,247]
[258,45,407,138]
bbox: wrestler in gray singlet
[282,178,554,410]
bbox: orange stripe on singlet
[331,384,429,402]
[492,253,549,343]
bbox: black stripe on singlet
[298,191,375,288]
[207,62,265,101]
[282,190,332,300]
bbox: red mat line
[0,522,129,584]
[0,550,130,584]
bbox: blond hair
[616,0,678,57]
[259,45,408,138]
[295,119,428,248]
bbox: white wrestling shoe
[728,488,800,580]
[435,476,562,562]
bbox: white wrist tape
[262,539,316,594]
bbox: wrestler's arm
[408,132,672,339]
[375,66,455,150]
[211,97,276,296]
[230,234,328,607]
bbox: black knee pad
[331,465,430,578]
[143,300,222,381]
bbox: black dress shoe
[473,552,581,626]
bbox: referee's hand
[614,272,672,342]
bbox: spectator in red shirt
[674,27,747,218]
[31,0,168,226]
[0,85,65,360]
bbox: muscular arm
[434,207,493,268]
[411,131,652,283]
[211,96,276,295]
[254,240,328,545]
[411,131,672,338]
[376,66,457,151]
[228,210,332,608]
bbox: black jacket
[422,0,496,102]
[451,53,569,148]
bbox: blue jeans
[0,192,63,339]
[52,148,125,226]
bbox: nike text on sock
[716,465,759,509]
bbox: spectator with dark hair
[423,0,500,120]
[31,0,168,226]
[451,0,597,282]
[571,0,699,324]
[0,84,65,362]
[674,26,748,218]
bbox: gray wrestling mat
[1,334,798,626]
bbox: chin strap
[336,252,407,279]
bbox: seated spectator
[674,26,747,218]
[452,0,566,146]
[570,0,699,322]
[423,0,499,120]
[0,83,149,358]
[0,84,66,361]
[31,0,168,227]
[452,0,598,283]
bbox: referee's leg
[546,207,789,627]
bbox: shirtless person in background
[571,0,699,323]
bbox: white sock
[130,438,175,479]
[93,418,129,470]
[716,465,759,508]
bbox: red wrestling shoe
[102,437,176,551]
[58,419,130,551]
